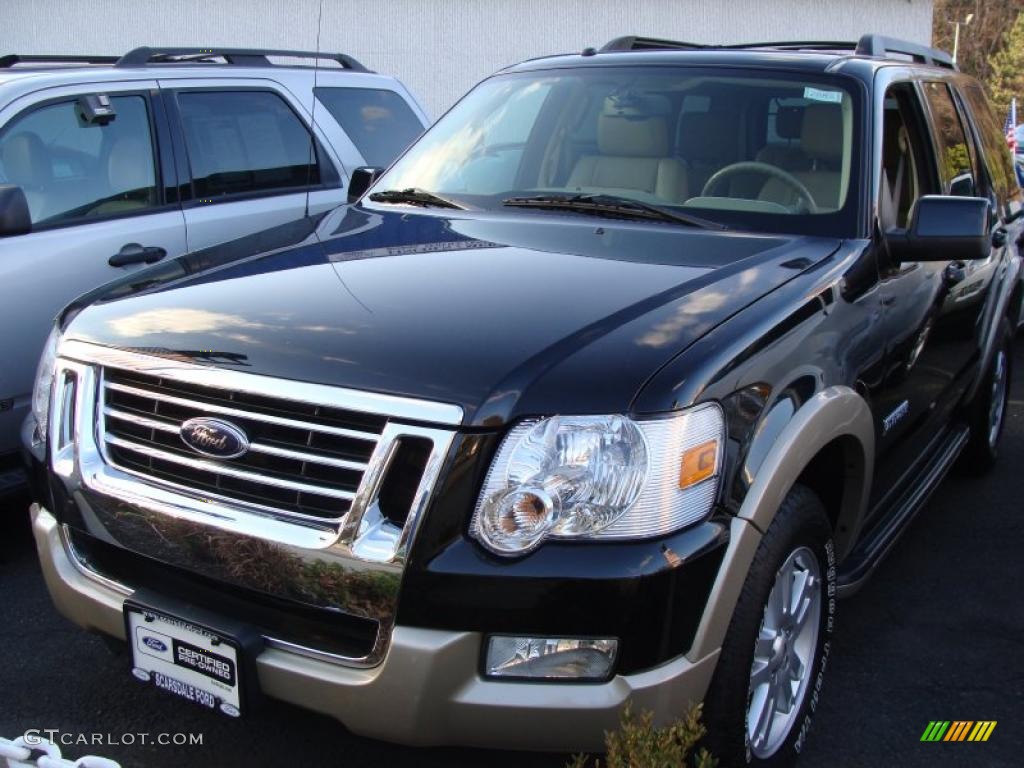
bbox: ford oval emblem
[142,636,168,653]
[180,417,250,460]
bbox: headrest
[775,106,804,140]
[602,92,671,120]
[801,104,843,161]
[756,144,813,172]
[2,132,51,188]
[677,111,735,163]
[593,98,671,158]
[107,137,154,194]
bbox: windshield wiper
[368,188,466,210]
[502,193,726,230]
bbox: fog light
[484,635,618,680]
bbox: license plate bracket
[123,590,263,718]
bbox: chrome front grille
[51,340,462,666]
[100,367,383,524]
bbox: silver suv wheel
[746,545,822,759]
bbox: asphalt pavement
[1,342,1021,767]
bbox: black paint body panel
[61,206,839,427]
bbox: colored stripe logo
[920,721,997,742]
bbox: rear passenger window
[922,82,976,196]
[315,87,423,168]
[178,91,320,199]
[0,95,158,226]
[960,83,1019,203]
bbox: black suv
[23,34,1021,766]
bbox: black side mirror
[0,184,31,237]
[347,166,384,204]
[885,195,990,262]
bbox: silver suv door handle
[109,243,167,267]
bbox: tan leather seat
[92,136,155,215]
[568,102,688,202]
[760,104,844,210]
[1,132,51,221]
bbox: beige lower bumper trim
[32,505,719,751]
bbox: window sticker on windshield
[804,87,843,104]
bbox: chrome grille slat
[103,406,370,472]
[104,380,380,443]
[100,367,386,522]
[104,406,177,433]
[105,434,358,501]
[101,459,349,526]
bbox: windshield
[369,66,863,236]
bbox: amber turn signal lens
[679,439,719,489]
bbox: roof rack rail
[114,46,369,72]
[854,34,955,69]
[0,54,119,68]
[600,36,706,52]
[600,37,861,54]
[725,40,858,52]
[597,34,956,69]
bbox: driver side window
[0,95,158,228]
[879,84,937,230]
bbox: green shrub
[567,702,717,768]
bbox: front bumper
[33,503,721,751]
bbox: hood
[64,207,839,426]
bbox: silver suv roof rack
[0,54,119,68]
[114,46,369,72]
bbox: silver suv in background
[0,47,428,490]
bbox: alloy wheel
[746,546,822,759]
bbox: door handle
[109,243,167,267]
[992,227,1009,248]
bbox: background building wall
[5,0,935,117]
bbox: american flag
[1006,98,1018,152]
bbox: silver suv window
[315,87,423,168]
[0,95,158,226]
[177,90,320,198]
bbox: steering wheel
[701,161,818,213]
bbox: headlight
[31,326,60,441]
[471,404,724,556]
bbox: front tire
[704,485,836,767]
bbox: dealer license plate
[126,606,243,718]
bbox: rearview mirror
[347,166,384,204]
[885,195,990,262]
[0,184,31,237]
